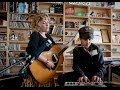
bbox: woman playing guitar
[26,13,56,70]
[25,13,74,86]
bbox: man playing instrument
[57,26,106,86]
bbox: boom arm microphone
[0,57,26,75]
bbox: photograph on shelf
[65,21,75,28]
[101,29,110,43]
[112,34,120,43]
[65,7,75,15]
[49,17,57,24]
[92,30,102,43]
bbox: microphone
[19,52,34,64]
[27,55,35,64]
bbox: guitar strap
[34,39,52,59]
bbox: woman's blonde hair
[30,13,50,31]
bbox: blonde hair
[30,13,50,31]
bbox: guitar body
[29,45,64,84]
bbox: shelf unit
[0,2,8,71]
[8,12,32,73]
[64,3,89,44]
[111,8,120,57]
[37,2,64,44]
[89,6,112,58]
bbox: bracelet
[45,60,49,65]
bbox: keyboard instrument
[64,82,107,87]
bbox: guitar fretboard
[58,46,68,56]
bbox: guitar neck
[58,46,68,56]
[57,32,78,56]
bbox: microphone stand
[0,57,26,75]
[18,56,35,78]
[0,55,33,87]
[0,57,27,87]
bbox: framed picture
[92,30,102,43]
[100,29,109,43]
[49,17,57,24]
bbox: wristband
[45,60,49,65]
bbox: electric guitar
[29,32,79,84]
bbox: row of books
[9,2,37,13]
[9,21,32,29]
[8,44,21,51]
[0,33,7,41]
[0,51,6,59]
[0,43,6,50]
[49,25,63,35]
[0,51,6,65]
[0,28,7,41]
[10,14,28,21]
[0,2,7,11]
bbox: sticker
[90,49,98,56]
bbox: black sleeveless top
[26,31,55,58]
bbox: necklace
[39,32,47,38]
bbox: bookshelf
[37,2,64,44]
[111,8,120,57]
[64,2,89,44]
[89,5,112,57]
[0,2,8,71]
[8,2,35,73]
